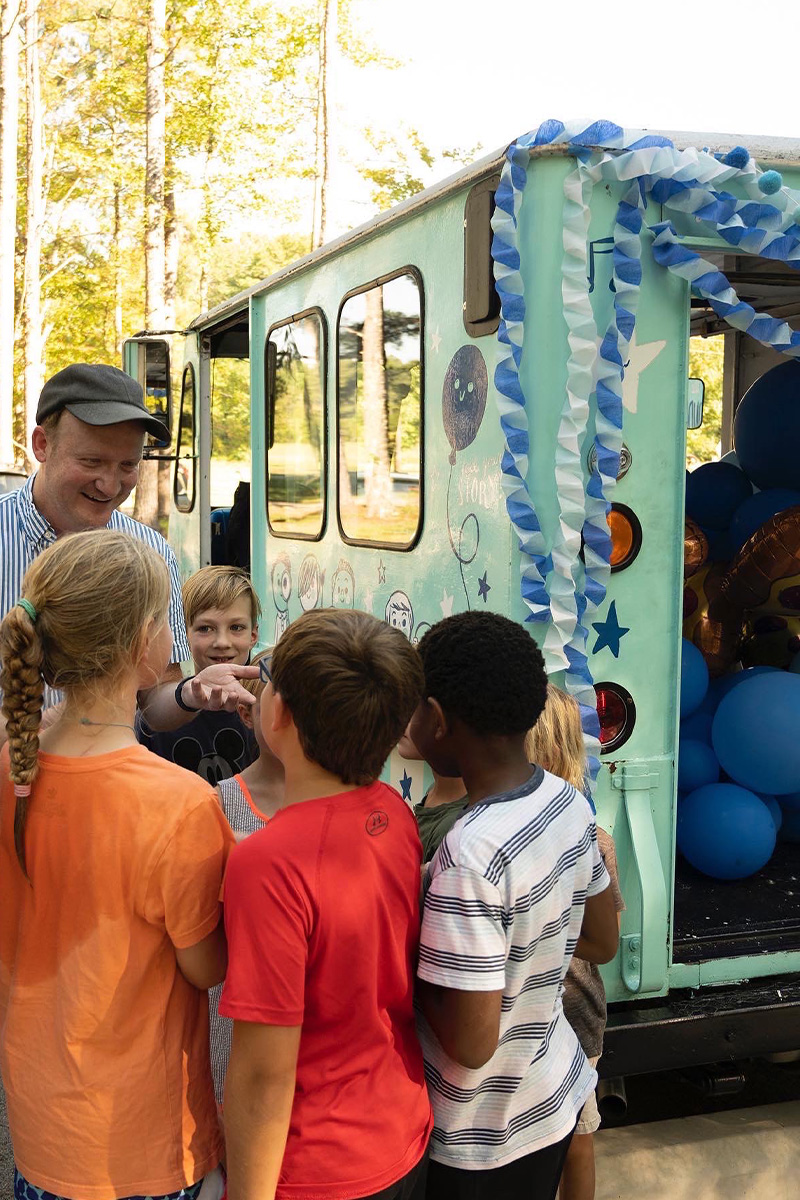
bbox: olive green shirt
[414,792,470,862]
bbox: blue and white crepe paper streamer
[491,119,800,784]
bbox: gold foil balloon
[683,562,742,677]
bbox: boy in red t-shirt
[220,609,433,1200]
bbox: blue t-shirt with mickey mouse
[136,709,257,784]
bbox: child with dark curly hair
[410,612,619,1200]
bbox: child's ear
[249,623,258,648]
[428,697,449,741]
[133,617,156,665]
[271,691,294,733]
[237,701,254,729]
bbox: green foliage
[359,126,481,212]
[687,334,725,465]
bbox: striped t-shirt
[0,473,190,709]
[417,767,610,1170]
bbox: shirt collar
[17,472,57,552]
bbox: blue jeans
[13,1167,205,1200]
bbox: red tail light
[594,682,636,753]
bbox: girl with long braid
[0,529,234,1200]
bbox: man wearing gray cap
[0,362,256,745]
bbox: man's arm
[574,885,619,964]
[224,1021,301,1200]
[137,662,260,732]
[417,980,503,1069]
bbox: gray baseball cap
[36,363,170,443]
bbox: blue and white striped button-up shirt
[0,473,191,709]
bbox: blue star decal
[477,571,491,602]
[399,770,413,802]
[591,600,630,658]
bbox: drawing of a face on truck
[385,590,414,639]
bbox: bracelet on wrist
[175,675,201,713]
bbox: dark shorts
[13,1167,205,1200]
[360,1150,429,1200]
[425,1129,574,1200]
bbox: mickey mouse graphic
[171,724,249,784]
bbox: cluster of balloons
[684,361,800,676]
[679,646,800,878]
[678,361,800,880]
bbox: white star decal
[440,589,454,617]
[430,327,442,354]
[621,332,666,414]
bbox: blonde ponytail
[1,604,45,874]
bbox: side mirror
[122,338,172,449]
[687,378,705,430]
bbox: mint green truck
[125,121,800,1080]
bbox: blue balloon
[778,790,800,812]
[680,710,714,743]
[678,739,720,792]
[779,804,800,842]
[729,488,800,551]
[686,461,752,531]
[734,360,800,490]
[712,672,800,794]
[699,525,735,563]
[760,794,783,832]
[711,665,779,705]
[678,784,776,879]
[681,638,709,717]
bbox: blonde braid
[0,603,45,875]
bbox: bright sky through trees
[350,0,799,158]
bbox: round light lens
[608,504,642,573]
[594,682,636,753]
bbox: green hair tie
[17,599,37,623]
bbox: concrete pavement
[1,1087,798,1199]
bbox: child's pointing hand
[181,663,260,712]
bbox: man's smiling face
[31,411,145,535]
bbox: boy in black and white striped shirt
[410,612,618,1200]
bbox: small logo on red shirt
[366,810,389,836]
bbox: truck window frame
[335,265,425,553]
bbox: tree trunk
[135,0,166,530]
[362,286,391,518]
[143,0,165,330]
[312,0,337,249]
[0,0,20,465]
[22,0,43,457]
[112,181,122,358]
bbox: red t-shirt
[220,781,432,1199]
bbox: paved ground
[2,1073,799,1199]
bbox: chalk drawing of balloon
[442,345,488,465]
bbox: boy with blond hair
[138,565,261,782]
[221,609,433,1200]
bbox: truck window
[266,309,326,540]
[174,364,196,513]
[337,270,423,548]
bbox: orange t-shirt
[0,744,235,1200]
